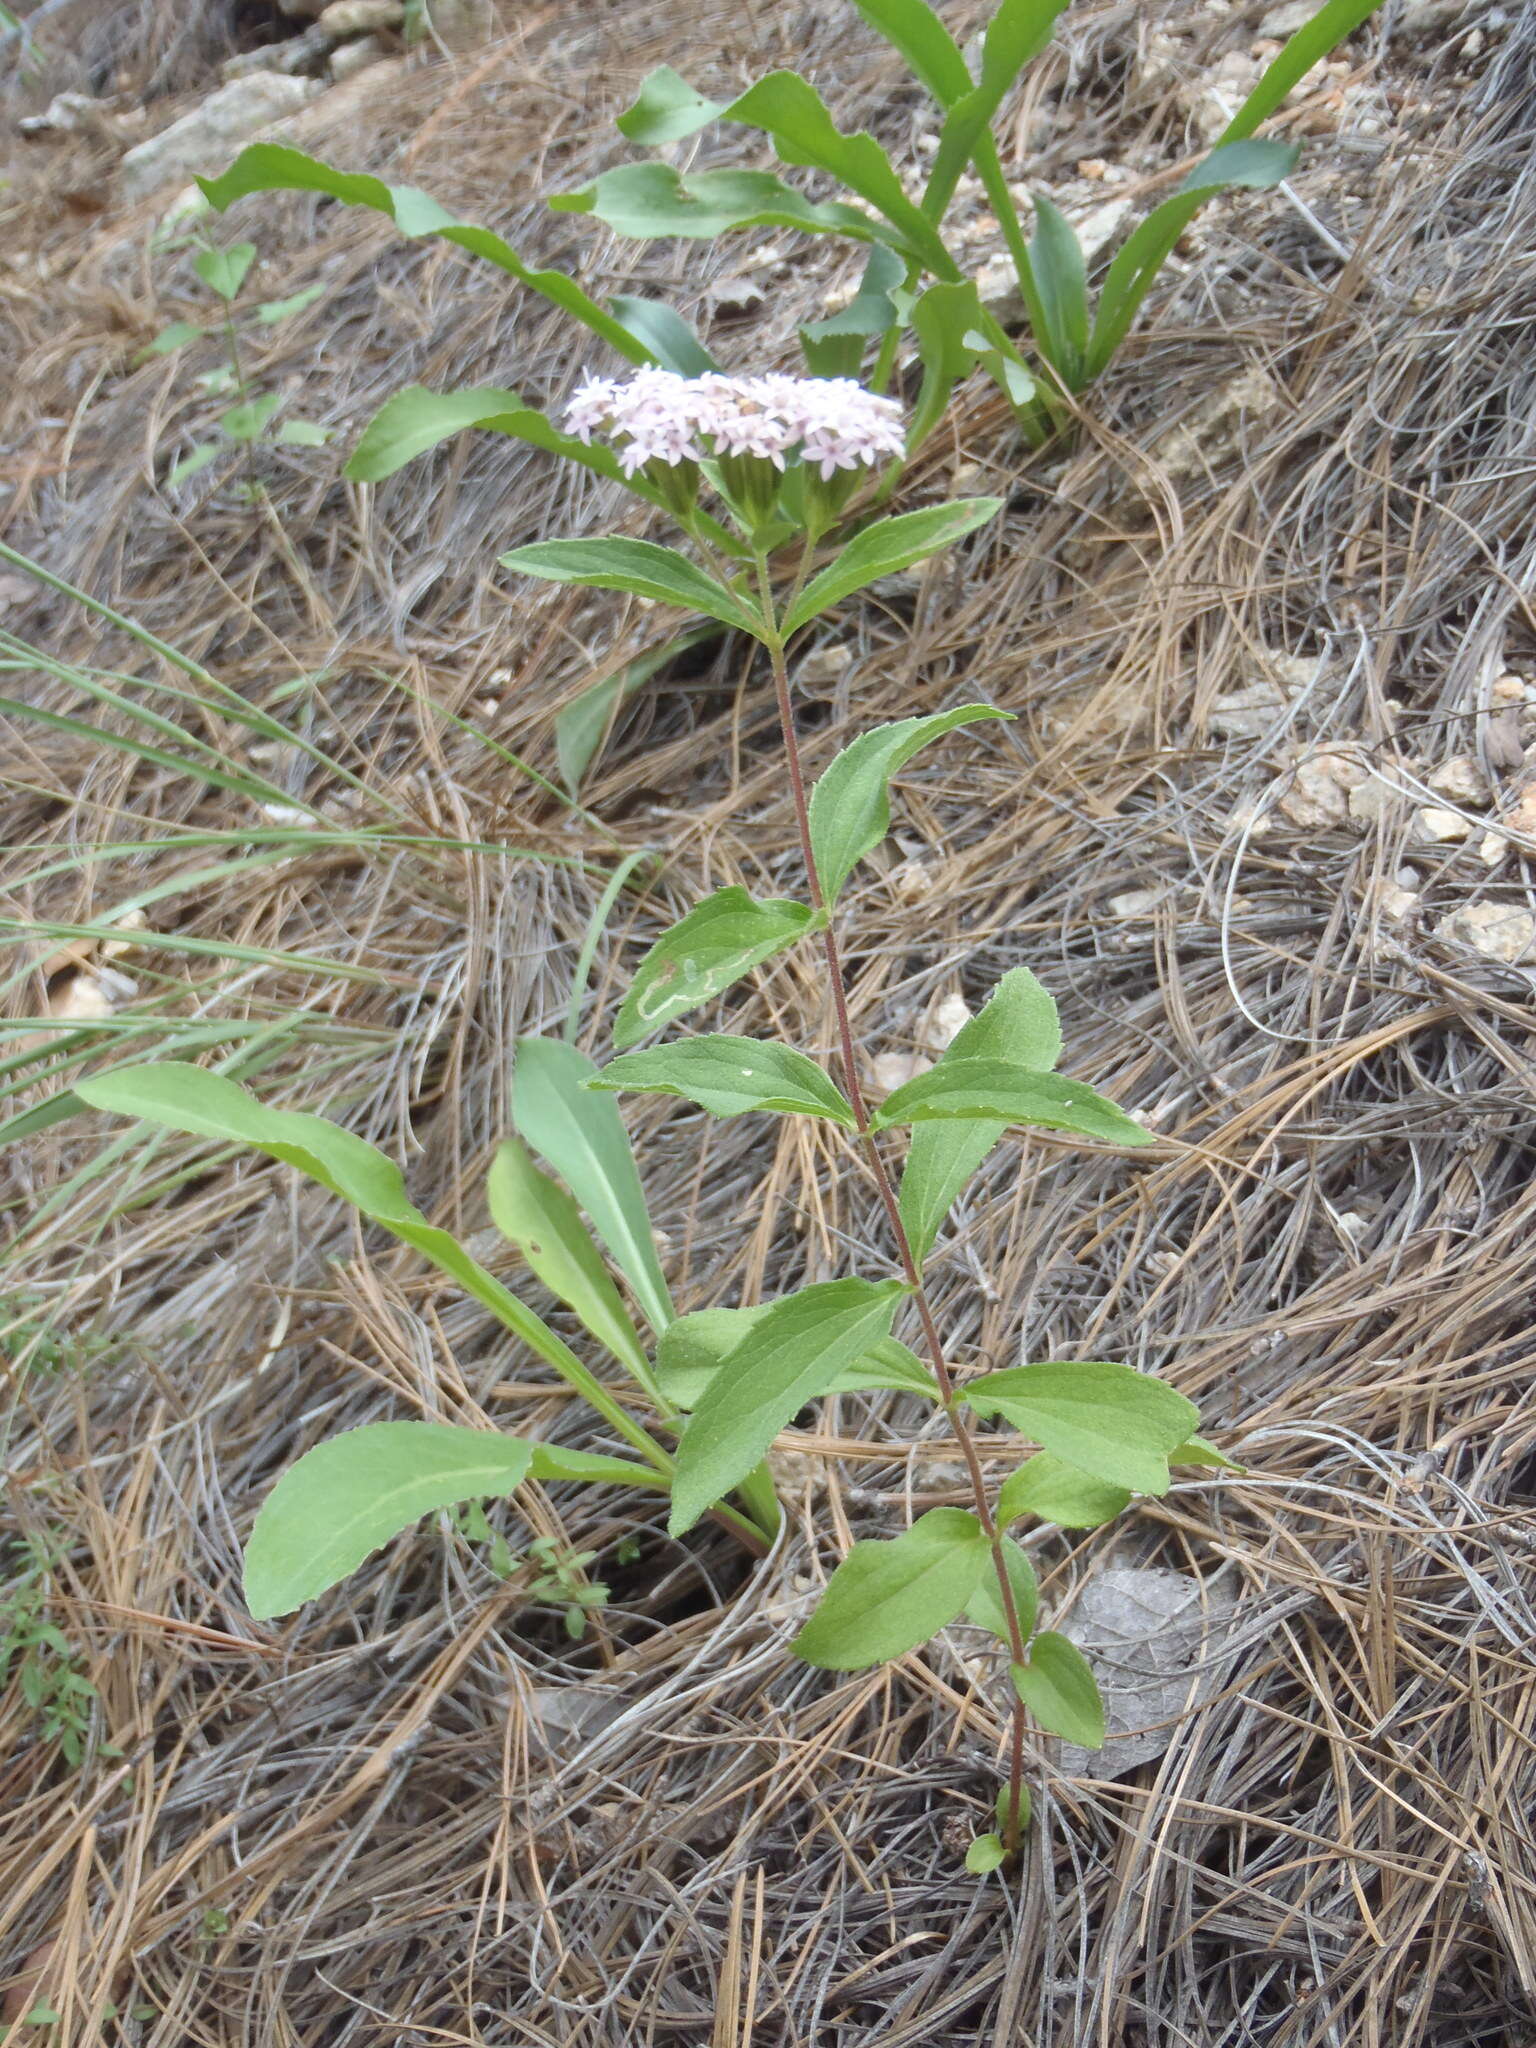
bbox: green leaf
[806,702,1010,904]
[871,1056,1151,1148]
[552,162,892,250]
[1028,194,1087,384]
[166,442,221,487]
[253,282,327,323]
[486,1138,657,1396]
[138,319,204,359]
[658,1307,934,1409]
[996,1781,1031,1831]
[800,243,905,378]
[554,627,720,793]
[616,64,725,144]
[791,1506,989,1666]
[1086,139,1298,378]
[244,1421,536,1618]
[851,0,972,108]
[965,1831,1006,1873]
[899,965,1063,1259]
[965,1535,1038,1643]
[219,392,282,443]
[588,1036,856,1126]
[347,385,648,496]
[997,1453,1131,1530]
[74,1062,670,1469]
[1171,1434,1244,1472]
[276,418,330,447]
[512,1037,674,1337]
[194,242,256,302]
[198,144,649,363]
[614,886,819,1049]
[669,1278,906,1532]
[784,499,1002,635]
[609,296,721,376]
[1011,1632,1104,1748]
[500,537,762,637]
[925,0,1067,216]
[907,280,989,449]
[527,1443,664,1487]
[961,1361,1199,1494]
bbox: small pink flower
[562,368,905,480]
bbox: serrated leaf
[965,1831,1006,1873]
[486,1138,656,1394]
[658,1308,934,1409]
[669,1279,905,1532]
[194,241,256,302]
[512,1038,673,1337]
[961,1361,1198,1494]
[800,243,905,378]
[807,703,1010,905]
[785,500,1002,635]
[614,887,818,1049]
[588,1035,856,1125]
[198,145,648,363]
[552,162,892,249]
[899,966,1063,1259]
[965,1534,1038,1644]
[1011,1631,1105,1748]
[616,64,726,143]
[997,1453,1132,1530]
[871,1056,1150,1148]
[243,1421,535,1617]
[792,1505,989,1666]
[500,537,762,637]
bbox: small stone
[222,25,334,78]
[119,75,323,199]
[1426,754,1491,806]
[797,642,853,687]
[1152,368,1288,489]
[1348,773,1407,826]
[871,1051,932,1093]
[889,859,936,905]
[1108,888,1166,917]
[975,252,1026,328]
[317,0,402,29]
[1492,673,1532,705]
[1365,878,1418,921]
[1478,831,1509,868]
[330,32,391,79]
[1416,806,1473,843]
[928,991,972,1048]
[1503,784,1536,839]
[1278,752,1367,831]
[1078,157,1109,180]
[1209,679,1284,740]
[1434,902,1536,964]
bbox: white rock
[1259,0,1316,34]
[1152,367,1287,487]
[889,859,936,905]
[317,0,402,30]
[330,32,391,79]
[1426,753,1492,806]
[1108,888,1166,918]
[1416,806,1473,843]
[1478,831,1509,869]
[1348,773,1407,826]
[797,642,853,687]
[1365,878,1418,921]
[1209,679,1284,740]
[871,1051,932,1092]
[1434,901,1536,964]
[120,75,323,199]
[1278,751,1366,830]
[928,991,972,1048]
[1504,784,1536,840]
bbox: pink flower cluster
[565,369,906,480]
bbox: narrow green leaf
[166,442,221,487]
[552,162,892,250]
[254,283,327,323]
[486,1138,657,1394]
[244,1421,535,1618]
[899,965,1063,1260]
[907,280,987,450]
[614,886,819,1049]
[1171,1434,1244,1471]
[219,392,282,443]
[554,628,720,793]
[851,0,972,108]
[669,1279,906,1532]
[194,242,256,302]
[997,1453,1131,1531]
[658,1307,934,1409]
[965,1535,1038,1643]
[792,1505,989,1666]
[1028,194,1088,384]
[275,419,330,447]
[500,537,762,637]
[925,0,1068,216]
[588,1036,856,1126]
[528,1444,664,1487]
[806,703,1010,904]
[1011,1632,1105,1748]
[961,1361,1199,1494]
[609,296,721,376]
[871,1056,1151,1148]
[198,144,648,363]
[346,384,646,495]
[996,1781,1031,1831]
[785,499,1002,636]
[965,1832,1007,1873]
[512,1038,674,1338]
[615,64,725,143]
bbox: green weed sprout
[74,367,1232,1866]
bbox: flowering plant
[75,367,1230,1867]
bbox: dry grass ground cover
[3,0,1535,2041]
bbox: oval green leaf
[614,886,819,1050]
[871,1056,1151,1148]
[658,1307,934,1410]
[961,1361,1198,1495]
[1011,1632,1105,1749]
[965,1832,1007,1874]
[792,1506,990,1668]
[784,499,1003,636]
[500,537,762,637]
[552,162,889,249]
[997,1453,1132,1531]
[616,64,726,144]
[964,1534,1038,1644]
[588,1036,856,1126]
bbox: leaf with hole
[588,1036,856,1126]
[806,703,1010,905]
[961,1361,1198,1494]
[669,1279,906,1533]
[785,500,1002,636]
[1011,1631,1105,1748]
[614,887,820,1049]
[871,1056,1151,1148]
[243,1421,536,1618]
[899,965,1063,1258]
[965,1535,1038,1644]
[792,1506,990,1666]
[500,538,762,637]
[997,1453,1131,1530]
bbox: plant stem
[752,555,1032,1858]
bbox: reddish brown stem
[755,560,1031,1859]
